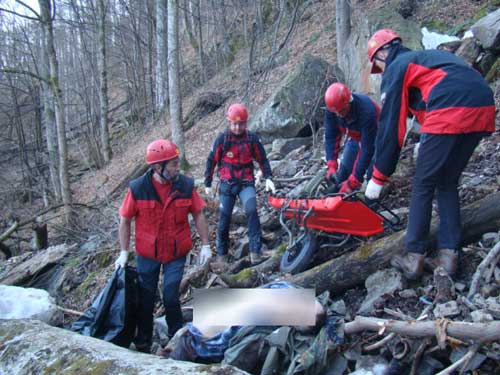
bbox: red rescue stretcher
[268,188,401,274]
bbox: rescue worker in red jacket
[115,139,211,352]
[365,29,495,279]
[204,103,275,265]
[324,82,380,193]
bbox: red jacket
[204,129,272,187]
[129,170,194,263]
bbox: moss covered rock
[249,54,344,142]
[0,319,249,375]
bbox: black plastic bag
[71,266,138,348]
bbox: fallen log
[290,192,500,295]
[344,316,500,343]
[217,250,282,288]
[0,244,73,286]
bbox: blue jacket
[324,93,380,182]
[372,45,495,184]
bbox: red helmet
[146,139,179,164]
[325,83,352,114]
[367,29,401,74]
[227,103,248,122]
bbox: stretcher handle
[343,192,403,231]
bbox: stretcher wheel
[280,232,317,274]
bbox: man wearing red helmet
[324,82,380,194]
[115,139,211,352]
[365,29,495,279]
[205,103,274,265]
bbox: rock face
[341,4,422,98]
[0,319,249,375]
[471,8,500,50]
[249,54,343,142]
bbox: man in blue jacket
[324,83,380,193]
[365,29,495,279]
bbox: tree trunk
[335,0,351,70]
[156,0,169,110]
[39,0,73,222]
[39,24,61,202]
[290,192,500,295]
[194,0,206,83]
[167,0,187,164]
[183,0,198,51]
[98,0,112,163]
[146,0,156,114]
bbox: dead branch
[410,338,431,375]
[344,316,500,343]
[0,202,98,243]
[56,305,84,316]
[0,222,19,243]
[363,332,396,351]
[273,175,315,183]
[467,240,500,299]
[435,343,481,375]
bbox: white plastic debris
[0,285,58,323]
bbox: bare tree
[39,0,73,221]
[156,0,169,110]
[167,0,186,165]
[39,23,62,202]
[335,0,351,71]
[98,0,112,162]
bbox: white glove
[365,179,383,200]
[199,244,212,265]
[114,250,129,270]
[265,178,276,194]
[255,170,263,186]
[205,186,212,196]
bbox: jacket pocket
[136,200,158,220]
[174,198,192,224]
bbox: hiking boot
[249,252,263,265]
[437,249,458,276]
[391,252,425,280]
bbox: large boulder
[249,54,344,142]
[0,319,249,375]
[341,2,422,98]
[471,8,500,51]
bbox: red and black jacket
[372,45,495,184]
[130,170,194,263]
[204,129,272,187]
[324,93,380,182]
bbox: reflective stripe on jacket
[205,129,272,187]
